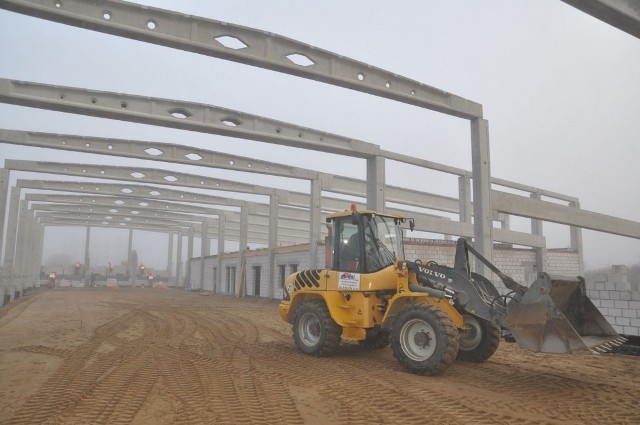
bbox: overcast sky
[0,0,639,271]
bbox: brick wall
[188,240,638,337]
[586,265,640,337]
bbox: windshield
[333,213,404,273]
[362,214,403,272]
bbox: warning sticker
[338,272,360,291]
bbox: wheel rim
[459,315,483,351]
[399,318,436,361]
[298,312,321,347]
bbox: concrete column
[0,168,10,265]
[217,215,225,293]
[167,231,173,283]
[237,207,249,297]
[84,226,91,284]
[309,179,321,270]
[470,118,493,273]
[176,228,183,287]
[199,219,208,290]
[187,225,194,289]
[24,211,37,288]
[458,175,472,240]
[366,156,385,212]
[569,201,585,275]
[3,188,20,280]
[13,200,28,297]
[530,193,548,273]
[268,194,278,298]
[33,223,44,287]
[127,229,134,286]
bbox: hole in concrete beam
[221,117,242,127]
[168,108,191,119]
[144,148,163,156]
[185,153,202,161]
[214,35,248,50]
[286,53,315,67]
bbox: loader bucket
[506,273,625,354]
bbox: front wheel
[391,303,459,375]
[293,300,341,356]
[457,314,500,362]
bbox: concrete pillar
[470,118,493,273]
[13,200,28,297]
[237,207,249,297]
[530,193,548,273]
[33,223,44,287]
[366,155,385,212]
[0,168,10,266]
[176,228,183,287]
[127,228,134,286]
[268,194,278,298]
[24,210,37,288]
[569,201,585,275]
[309,179,321,270]
[187,225,194,289]
[3,188,20,285]
[458,175,472,226]
[167,231,174,283]
[217,216,225,293]
[84,226,91,284]
[199,219,208,290]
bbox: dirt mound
[0,288,638,424]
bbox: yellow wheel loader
[279,207,625,375]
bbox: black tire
[359,329,390,349]
[390,303,459,375]
[292,300,342,356]
[457,314,500,362]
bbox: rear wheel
[293,300,341,356]
[391,303,459,375]
[457,314,500,362]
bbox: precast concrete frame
[0,0,639,301]
[1,177,317,296]
[0,0,494,266]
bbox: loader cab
[329,209,405,274]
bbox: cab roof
[326,208,405,222]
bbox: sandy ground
[0,287,638,425]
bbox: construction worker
[90,272,96,287]
[147,272,154,288]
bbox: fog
[1,0,639,271]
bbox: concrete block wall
[188,240,582,301]
[586,265,640,336]
[404,239,581,291]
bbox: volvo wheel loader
[279,206,625,375]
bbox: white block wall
[586,265,640,337]
[188,240,581,300]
